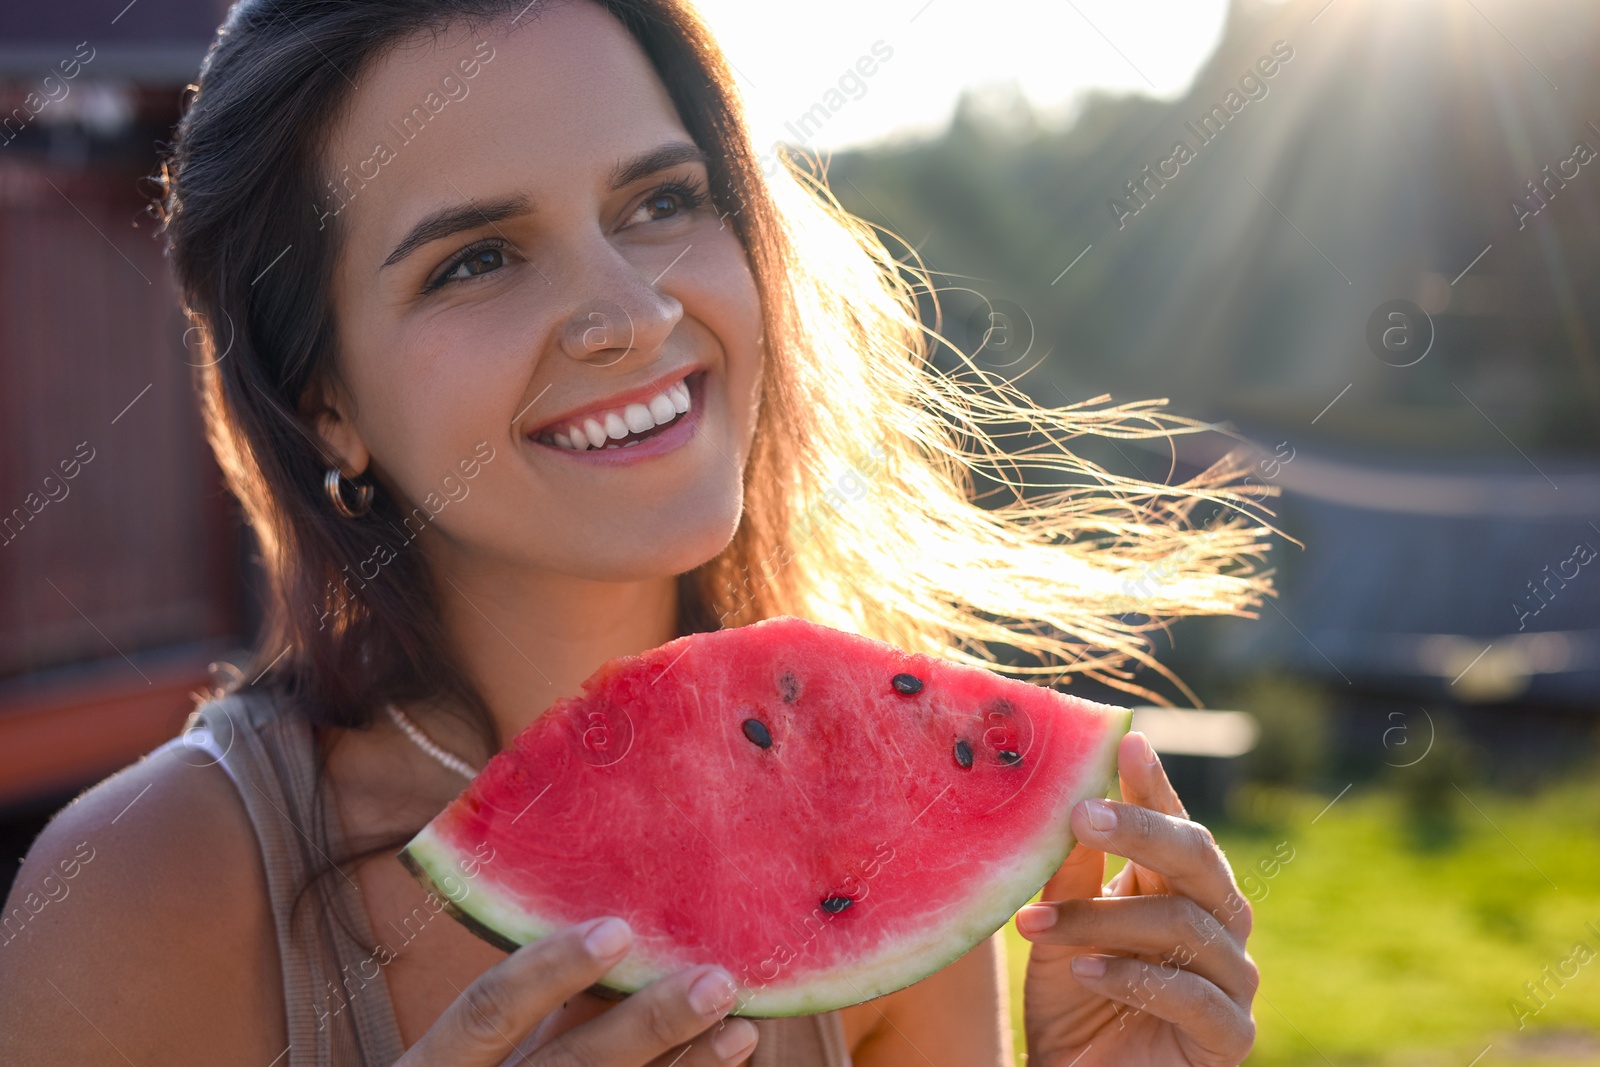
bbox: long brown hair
[160,0,775,748]
[162,0,1272,738]
[157,0,1272,1045]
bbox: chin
[560,487,746,583]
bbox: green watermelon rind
[398,706,1132,1018]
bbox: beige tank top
[159,691,852,1067]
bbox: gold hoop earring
[324,467,374,519]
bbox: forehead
[321,1,693,259]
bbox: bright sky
[688,0,1233,152]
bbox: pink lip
[526,365,699,438]
[529,371,705,465]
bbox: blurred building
[832,0,1600,709]
[0,0,239,843]
[3,0,1598,900]
[1220,448,1600,705]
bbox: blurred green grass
[1001,774,1600,1065]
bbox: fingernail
[1136,731,1158,765]
[582,918,631,959]
[1085,798,1118,832]
[1071,954,1107,978]
[712,1017,759,1060]
[1015,904,1057,934]
[689,968,738,1016]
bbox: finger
[645,1018,762,1067]
[404,917,636,1066]
[1013,895,1259,1001]
[1107,732,1185,898]
[1070,799,1253,939]
[1067,954,1256,1064]
[538,964,757,1066]
[1022,841,1107,965]
[1038,840,1106,903]
[1118,731,1187,818]
[523,992,614,1053]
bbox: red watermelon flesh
[400,616,1130,1017]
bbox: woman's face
[317,0,763,584]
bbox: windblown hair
[727,159,1274,705]
[155,1,1271,1051]
[159,0,1273,735]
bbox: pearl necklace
[386,704,479,780]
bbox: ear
[305,377,371,477]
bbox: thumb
[1039,840,1105,903]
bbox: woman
[0,1,1267,1063]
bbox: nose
[557,243,683,368]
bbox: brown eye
[644,193,680,221]
[627,180,707,228]
[429,242,507,291]
[460,247,503,276]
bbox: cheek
[332,227,765,581]
[671,235,765,433]
[345,307,531,509]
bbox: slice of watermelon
[400,616,1131,1017]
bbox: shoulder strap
[176,695,852,1067]
[750,1011,853,1067]
[186,693,408,1066]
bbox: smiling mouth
[532,373,696,451]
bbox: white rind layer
[401,706,1132,1017]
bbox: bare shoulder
[0,739,285,1065]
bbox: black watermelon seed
[997,749,1022,765]
[778,672,801,703]
[742,719,773,749]
[953,739,974,769]
[820,896,853,914]
[891,673,924,695]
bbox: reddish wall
[0,153,244,803]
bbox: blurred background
[2,0,1597,1062]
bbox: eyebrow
[607,141,708,191]
[381,193,531,269]
[380,140,710,271]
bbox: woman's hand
[395,917,759,1066]
[1014,732,1258,1067]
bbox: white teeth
[540,377,696,452]
[623,403,655,434]
[648,393,676,424]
